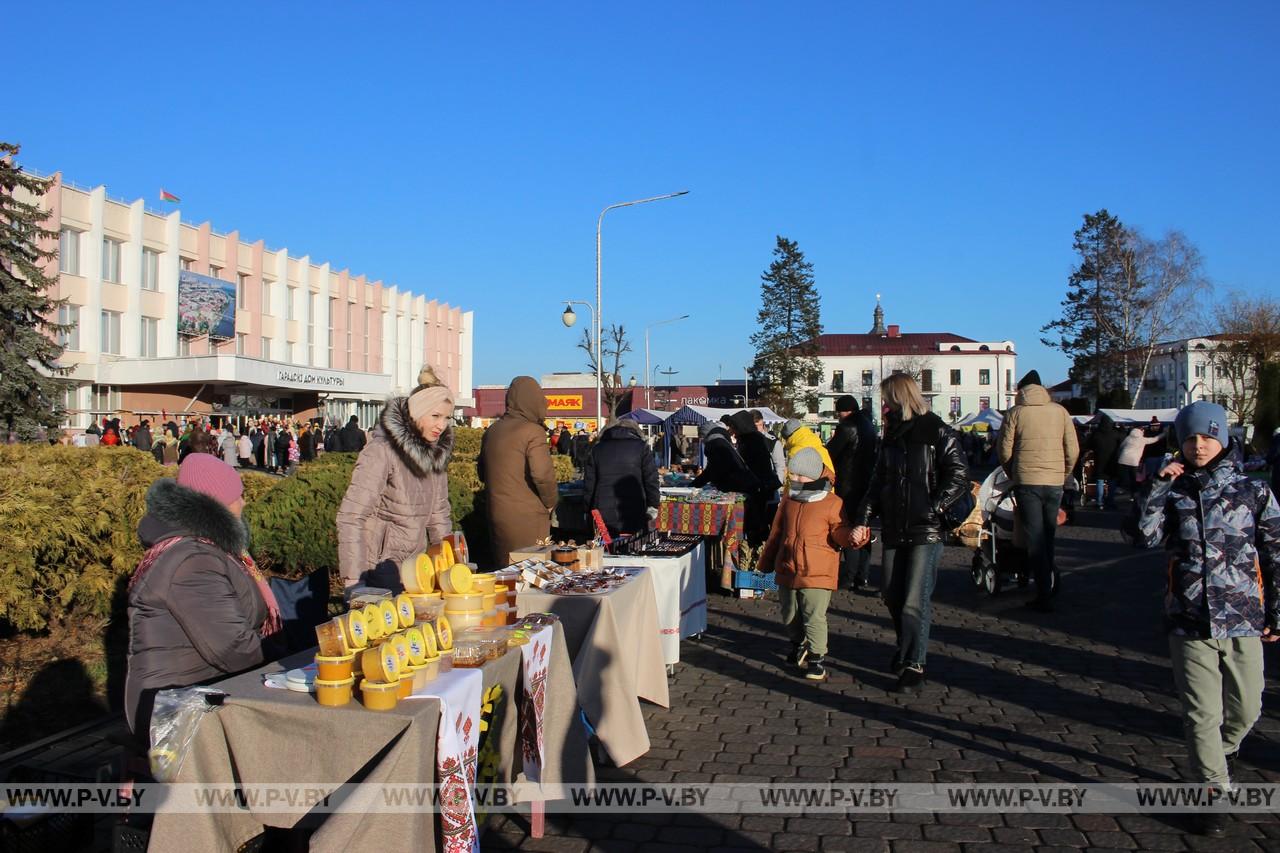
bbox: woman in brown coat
[336,375,455,593]
[479,376,559,567]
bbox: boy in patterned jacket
[1137,401,1280,835]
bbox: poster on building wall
[177,270,236,339]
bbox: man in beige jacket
[998,370,1079,612]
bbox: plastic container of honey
[360,680,399,711]
[348,586,393,608]
[416,654,440,684]
[337,610,369,649]
[439,563,473,595]
[471,574,496,596]
[388,634,411,671]
[377,600,400,636]
[315,652,354,681]
[435,614,454,651]
[361,604,386,640]
[315,677,354,707]
[394,594,416,628]
[443,591,484,611]
[451,640,486,668]
[396,673,414,699]
[360,643,401,682]
[480,608,501,628]
[399,553,435,594]
[315,619,350,657]
[403,627,429,666]
[438,649,454,673]
[446,608,485,632]
[409,593,443,616]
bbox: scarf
[131,535,283,637]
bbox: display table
[603,543,707,667]
[516,569,669,767]
[656,493,746,581]
[146,623,591,853]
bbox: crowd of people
[105,364,1279,838]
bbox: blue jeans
[881,541,943,669]
[1013,485,1062,602]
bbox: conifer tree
[749,236,823,416]
[0,142,70,439]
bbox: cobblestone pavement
[488,505,1280,852]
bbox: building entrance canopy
[90,354,393,399]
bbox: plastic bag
[147,686,226,781]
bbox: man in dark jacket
[826,395,880,592]
[340,416,366,454]
[558,427,573,456]
[323,423,342,453]
[1084,414,1122,508]
[692,422,759,496]
[728,411,783,545]
[571,429,592,471]
[274,427,292,474]
[299,426,316,461]
[584,421,661,536]
[133,420,153,453]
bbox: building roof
[814,332,1001,357]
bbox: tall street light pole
[645,314,690,409]
[597,190,689,428]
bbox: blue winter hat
[1174,401,1228,445]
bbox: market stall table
[603,542,707,669]
[146,623,591,853]
[656,490,746,587]
[516,568,669,767]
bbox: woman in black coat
[852,374,968,695]
[583,421,661,536]
[691,422,758,494]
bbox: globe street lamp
[645,314,690,409]
[596,190,689,429]
[561,300,597,421]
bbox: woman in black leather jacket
[853,374,968,694]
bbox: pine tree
[749,236,823,416]
[0,143,70,440]
[1040,210,1125,402]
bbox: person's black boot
[786,643,809,667]
[894,666,926,694]
[802,655,828,682]
[1193,812,1228,836]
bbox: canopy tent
[1097,407,1179,425]
[660,404,786,467]
[954,409,1004,430]
[1072,415,1096,426]
[618,408,674,425]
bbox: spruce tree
[0,142,70,440]
[750,236,823,416]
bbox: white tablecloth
[603,543,707,665]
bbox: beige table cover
[516,568,669,767]
[147,622,591,853]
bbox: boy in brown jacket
[759,448,868,681]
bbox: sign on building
[546,394,584,411]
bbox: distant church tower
[869,294,887,335]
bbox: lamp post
[561,300,596,422]
[645,314,690,409]
[596,190,689,429]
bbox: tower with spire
[869,293,887,335]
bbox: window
[346,302,355,356]
[180,256,193,271]
[979,369,991,386]
[140,317,158,358]
[949,369,961,385]
[236,333,246,355]
[178,335,191,356]
[284,341,294,363]
[362,307,370,371]
[1195,363,1206,379]
[99,310,122,354]
[59,229,81,274]
[950,396,961,415]
[921,369,934,393]
[287,286,296,321]
[57,305,80,350]
[861,369,874,387]
[92,384,122,412]
[831,370,844,393]
[328,297,337,360]
[1006,369,1013,389]
[806,370,821,387]
[141,248,160,291]
[979,396,991,410]
[102,238,121,283]
[261,337,272,360]
[237,273,249,308]
[209,264,222,279]
[261,280,273,315]
[307,292,316,365]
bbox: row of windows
[60,230,162,291]
[826,368,1014,392]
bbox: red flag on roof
[159,189,180,203]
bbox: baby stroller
[959,468,1033,596]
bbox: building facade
[801,303,1017,420]
[25,172,473,431]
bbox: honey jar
[359,680,399,711]
[315,677,354,707]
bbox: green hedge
[0,428,576,632]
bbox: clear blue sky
[10,2,1278,388]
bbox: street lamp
[596,190,689,429]
[561,299,597,420]
[645,314,690,409]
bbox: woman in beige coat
[336,375,455,593]
[479,376,559,567]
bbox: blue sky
[9,2,1278,388]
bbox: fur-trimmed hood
[138,477,248,555]
[379,396,454,475]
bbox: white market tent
[660,404,786,467]
[954,409,1004,430]
[617,408,675,425]
[1098,408,1179,424]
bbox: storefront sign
[545,394,583,411]
[276,369,346,388]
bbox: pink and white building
[25,171,474,430]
